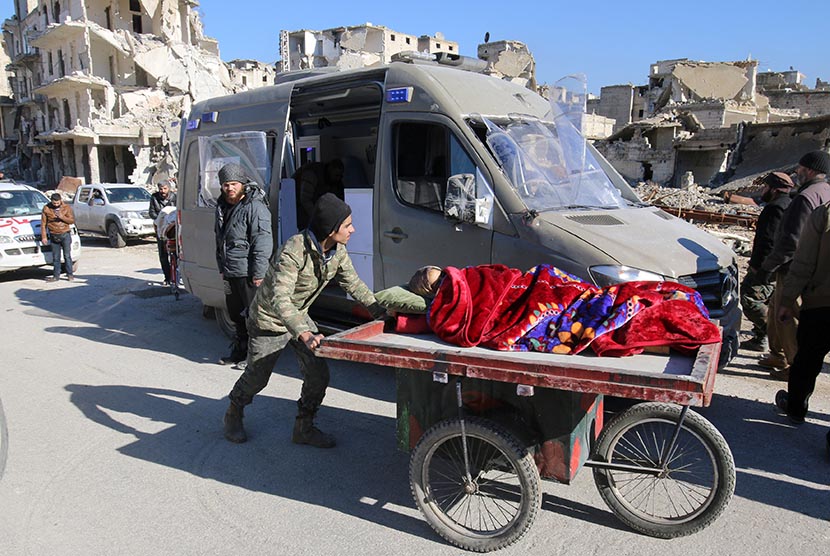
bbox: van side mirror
[444,173,493,228]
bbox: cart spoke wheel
[592,403,735,538]
[410,417,540,552]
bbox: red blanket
[427,265,721,357]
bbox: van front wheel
[107,222,126,248]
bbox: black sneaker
[774,390,805,424]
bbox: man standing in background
[40,193,75,282]
[759,151,830,379]
[214,163,273,368]
[149,180,177,285]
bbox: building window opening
[52,1,60,22]
[62,99,71,129]
[132,14,143,33]
[129,0,141,11]
[390,34,396,41]
[104,6,112,30]
[405,37,411,44]
[241,75,247,87]
[641,162,653,182]
[449,45,453,51]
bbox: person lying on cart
[222,193,386,447]
[377,264,721,357]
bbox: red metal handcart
[317,320,735,552]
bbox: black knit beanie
[309,193,351,240]
[798,150,830,174]
[217,162,251,184]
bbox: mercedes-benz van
[176,61,740,363]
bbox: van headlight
[120,211,142,220]
[0,235,13,244]
[588,265,666,287]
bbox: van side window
[394,122,477,213]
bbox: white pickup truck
[72,183,155,247]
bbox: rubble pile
[633,182,761,215]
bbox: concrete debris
[593,57,830,190]
[477,40,537,90]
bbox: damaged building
[592,58,829,187]
[227,59,275,92]
[279,24,539,93]
[2,0,233,187]
[279,23,458,72]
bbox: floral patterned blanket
[427,264,721,356]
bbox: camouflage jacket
[248,231,383,337]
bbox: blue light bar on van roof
[386,87,413,103]
[186,119,200,130]
[202,111,219,123]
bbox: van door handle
[383,227,408,243]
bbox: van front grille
[15,234,38,242]
[676,269,731,316]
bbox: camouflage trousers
[229,323,330,417]
[740,272,774,339]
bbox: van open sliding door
[178,82,294,310]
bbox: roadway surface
[0,240,828,555]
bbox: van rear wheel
[107,222,126,248]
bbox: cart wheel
[592,402,735,538]
[410,417,540,552]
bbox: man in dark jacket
[739,172,793,352]
[774,202,830,429]
[214,163,273,367]
[759,150,830,377]
[148,180,177,284]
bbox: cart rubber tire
[107,222,126,248]
[410,417,541,552]
[592,402,735,538]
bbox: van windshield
[480,115,628,212]
[0,190,49,217]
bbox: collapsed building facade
[279,23,540,92]
[2,0,233,187]
[590,58,830,188]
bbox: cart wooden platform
[318,320,735,552]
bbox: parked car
[72,183,154,247]
[0,183,81,273]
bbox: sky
[198,0,827,95]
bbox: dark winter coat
[748,193,791,269]
[214,185,272,280]
[149,191,177,220]
[761,177,830,275]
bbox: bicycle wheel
[592,402,735,538]
[410,417,540,552]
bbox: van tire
[216,307,236,339]
[107,222,126,248]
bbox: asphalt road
[0,240,828,555]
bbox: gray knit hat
[798,151,830,174]
[217,163,251,185]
